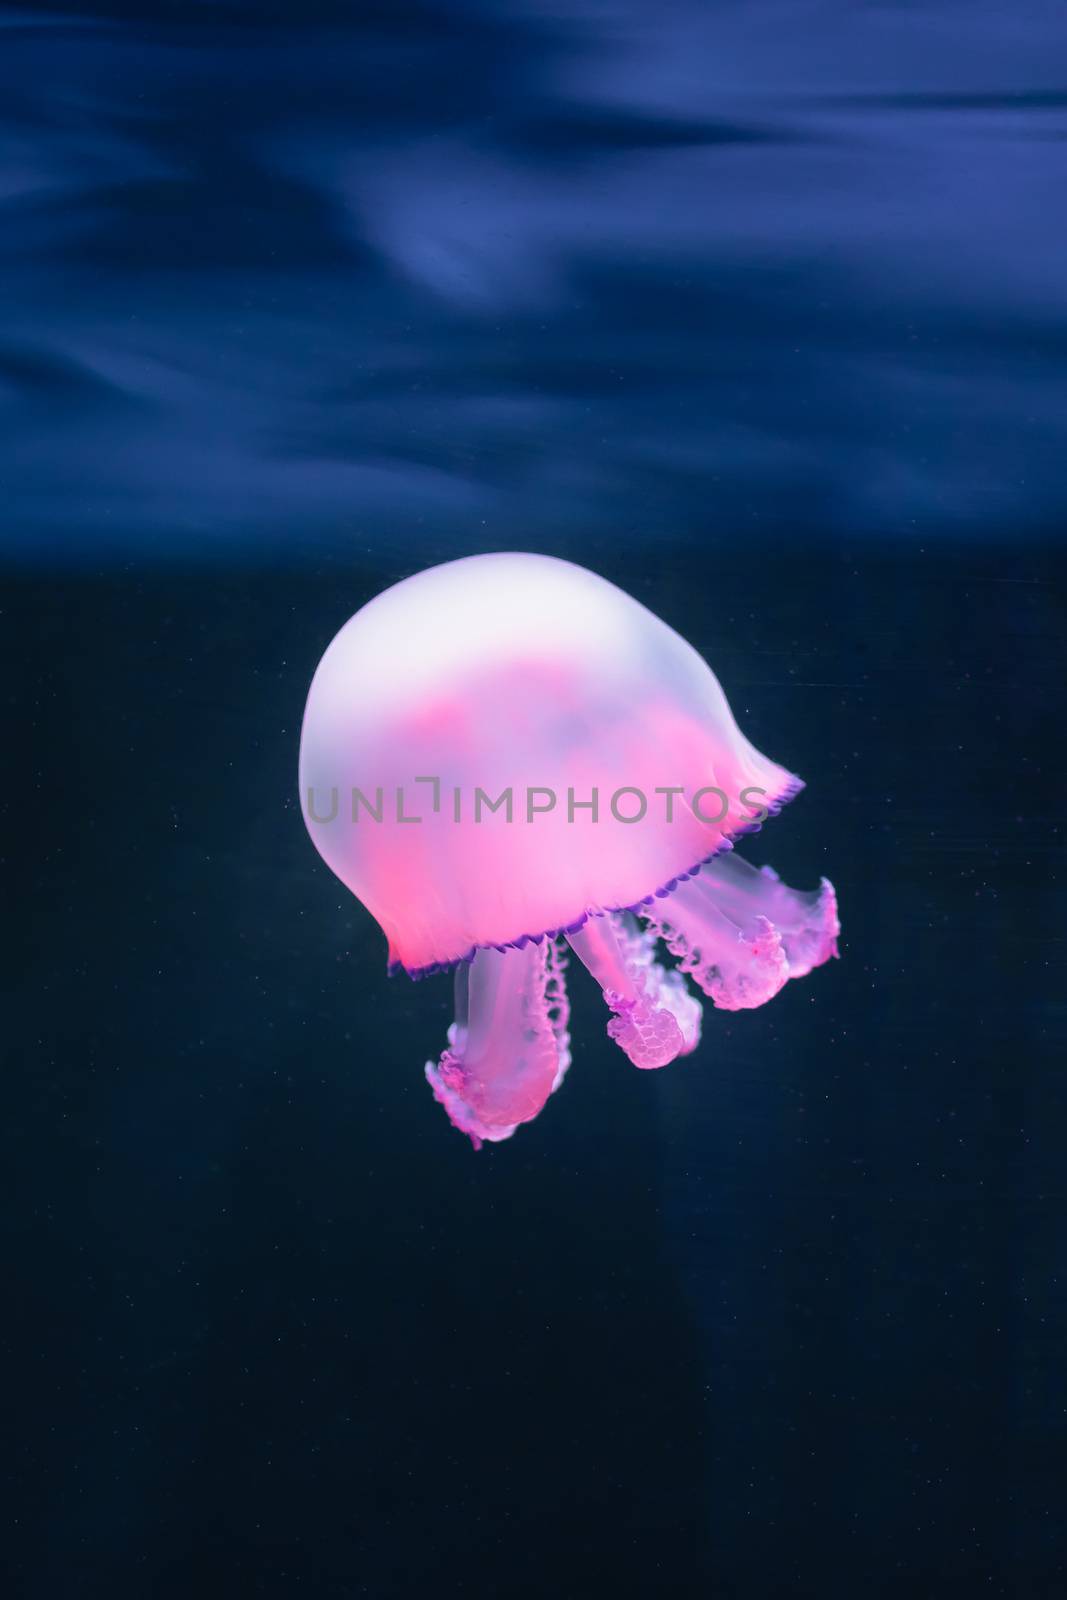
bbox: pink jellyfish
[299,553,839,1147]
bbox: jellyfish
[299,553,839,1147]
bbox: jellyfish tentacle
[544,938,573,1090]
[424,942,568,1147]
[564,911,700,1069]
[640,880,790,1012]
[640,852,839,1011]
[698,853,841,979]
[614,912,702,1055]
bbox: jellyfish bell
[299,552,839,1147]
[300,553,798,973]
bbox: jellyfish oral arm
[640,853,839,1012]
[425,941,571,1149]
[565,912,701,1068]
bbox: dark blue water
[6,4,1067,1597]
[3,1,1067,558]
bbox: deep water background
[4,3,1067,1597]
